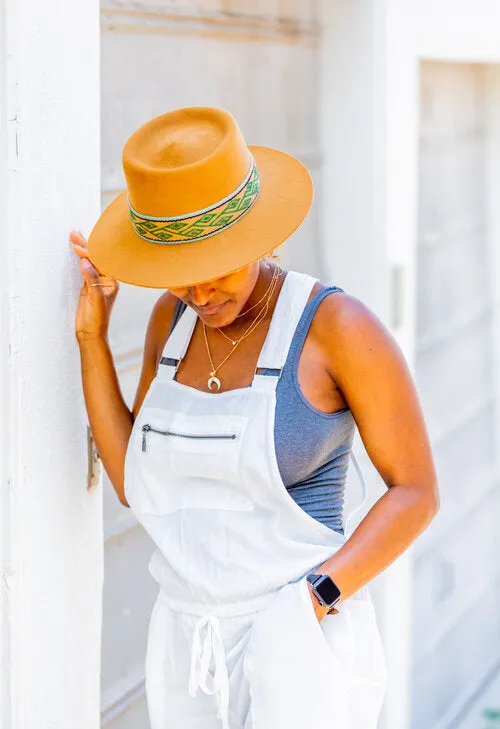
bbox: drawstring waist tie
[155,579,371,728]
[188,614,230,729]
[157,588,278,729]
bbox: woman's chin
[203,315,235,329]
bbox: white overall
[124,270,387,729]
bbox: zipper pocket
[141,423,237,452]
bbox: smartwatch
[306,573,341,610]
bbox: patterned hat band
[128,154,260,245]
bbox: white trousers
[145,576,387,729]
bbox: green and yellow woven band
[128,155,260,245]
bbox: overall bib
[124,270,387,729]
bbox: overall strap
[157,300,195,380]
[157,270,316,386]
[279,284,344,385]
[252,270,317,392]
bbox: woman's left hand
[307,581,339,623]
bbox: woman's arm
[79,336,134,505]
[310,292,440,613]
[78,291,178,507]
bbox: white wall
[411,0,500,61]
[0,0,103,726]
[414,61,500,729]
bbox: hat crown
[122,107,252,217]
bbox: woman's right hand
[70,229,119,342]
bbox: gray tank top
[166,284,355,535]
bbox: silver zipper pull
[142,424,151,452]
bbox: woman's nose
[189,285,216,307]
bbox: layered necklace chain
[202,264,282,392]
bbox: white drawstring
[188,614,230,729]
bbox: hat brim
[86,145,313,289]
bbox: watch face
[315,575,341,605]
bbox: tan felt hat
[87,106,314,289]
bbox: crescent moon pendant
[208,376,222,392]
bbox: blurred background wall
[413,61,500,729]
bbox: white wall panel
[414,61,500,729]
[414,400,497,556]
[413,487,500,662]
[416,313,495,441]
[412,575,500,729]
[101,527,158,718]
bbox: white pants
[145,576,387,729]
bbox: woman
[72,106,439,729]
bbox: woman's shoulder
[307,281,404,386]
[304,279,393,351]
[297,270,365,319]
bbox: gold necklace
[232,263,281,320]
[217,264,281,346]
[202,266,282,392]
[203,268,281,392]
